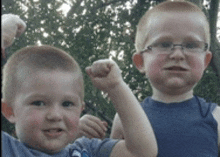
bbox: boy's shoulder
[2,131,64,156]
[2,131,33,156]
[212,105,220,148]
[212,104,220,115]
[2,131,119,157]
[212,104,220,117]
[70,137,118,157]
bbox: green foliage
[2,0,220,136]
[194,66,220,104]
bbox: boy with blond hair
[79,1,220,156]
[112,1,220,156]
[1,45,157,157]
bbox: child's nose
[169,47,185,61]
[46,105,63,121]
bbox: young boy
[1,45,157,156]
[111,1,220,156]
[78,1,220,156]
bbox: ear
[204,51,212,68]
[132,53,145,73]
[1,100,16,123]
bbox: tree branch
[94,0,127,10]
[188,0,203,9]
[209,0,219,40]
[66,0,81,18]
[209,0,220,78]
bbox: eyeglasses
[140,41,208,54]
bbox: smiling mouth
[43,129,64,138]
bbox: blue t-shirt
[2,131,118,157]
[141,96,218,157]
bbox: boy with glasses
[100,1,220,156]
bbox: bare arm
[86,59,157,157]
[212,106,220,151]
[110,113,124,139]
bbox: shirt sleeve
[74,137,119,157]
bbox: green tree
[2,0,220,137]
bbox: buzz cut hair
[2,45,84,105]
[135,1,210,53]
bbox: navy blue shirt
[2,131,118,157]
[141,96,218,157]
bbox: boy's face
[134,12,212,95]
[8,70,84,154]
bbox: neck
[151,88,194,103]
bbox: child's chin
[166,79,194,91]
[35,142,67,155]
[166,77,187,85]
[169,80,185,87]
[40,146,64,155]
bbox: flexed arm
[86,59,158,157]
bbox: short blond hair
[135,1,210,53]
[2,45,84,105]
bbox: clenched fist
[86,59,123,92]
[2,14,26,49]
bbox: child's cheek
[148,56,164,77]
[16,109,44,141]
[66,115,81,136]
[190,57,206,81]
[25,110,44,130]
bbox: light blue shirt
[2,131,118,157]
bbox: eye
[158,42,172,48]
[185,42,199,49]
[31,101,45,107]
[62,101,75,107]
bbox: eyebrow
[182,34,204,42]
[24,93,81,102]
[63,94,81,102]
[147,34,204,46]
[143,35,173,48]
